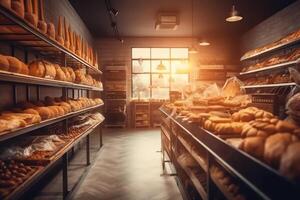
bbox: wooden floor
[72,128,183,200]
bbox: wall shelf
[242,82,296,89]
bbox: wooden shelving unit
[133,101,150,128]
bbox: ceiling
[70,0,297,38]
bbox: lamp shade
[188,46,198,54]
[226,5,243,22]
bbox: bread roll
[33,107,52,120]
[279,142,300,181]
[239,137,266,159]
[12,0,25,18]
[28,60,45,77]
[6,56,23,73]
[54,64,66,81]
[0,55,9,71]
[264,133,298,168]
[43,61,56,79]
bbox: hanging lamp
[226,5,243,22]
[198,38,210,46]
[157,60,166,71]
[189,0,198,54]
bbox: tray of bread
[0,135,72,166]
[0,160,42,199]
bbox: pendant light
[189,0,198,54]
[157,60,166,71]
[198,38,210,46]
[226,4,243,22]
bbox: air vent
[155,13,179,30]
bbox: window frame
[131,47,189,99]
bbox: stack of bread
[0,96,103,134]
[0,55,102,88]
[0,0,99,68]
[241,28,300,60]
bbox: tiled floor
[72,128,183,200]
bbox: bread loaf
[46,22,55,39]
[23,108,39,115]
[239,136,266,159]
[20,63,29,75]
[56,16,64,45]
[28,60,45,77]
[66,67,75,82]
[24,0,37,27]
[12,0,25,18]
[37,0,47,33]
[0,0,11,8]
[279,142,300,181]
[264,133,298,168]
[63,17,70,49]
[61,67,72,82]
[33,106,52,120]
[54,64,66,81]
[6,56,23,73]
[0,55,9,71]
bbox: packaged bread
[11,0,25,18]
[0,55,9,71]
[28,59,45,77]
[264,133,298,168]
[54,64,66,81]
[279,142,300,182]
[43,61,56,79]
[6,56,23,74]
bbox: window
[132,48,189,99]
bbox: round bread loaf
[6,56,23,74]
[44,61,56,79]
[0,55,9,71]
[29,60,45,77]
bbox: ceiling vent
[155,13,179,30]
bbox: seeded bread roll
[28,60,45,77]
[0,55,9,71]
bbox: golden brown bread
[28,60,45,77]
[11,0,25,18]
[264,133,298,168]
[66,67,75,82]
[275,120,297,132]
[0,0,11,8]
[46,22,55,39]
[239,136,266,159]
[33,107,52,120]
[23,108,39,115]
[0,55,9,71]
[279,142,300,181]
[6,56,23,74]
[56,16,64,45]
[24,0,37,27]
[20,63,29,75]
[61,67,72,82]
[54,64,66,81]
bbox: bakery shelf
[178,136,208,172]
[160,107,300,200]
[239,59,299,76]
[0,103,104,142]
[0,5,102,74]
[0,70,103,91]
[242,82,296,89]
[4,121,103,200]
[240,38,300,61]
[177,158,207,200]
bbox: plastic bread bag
[202,83,221,98]
[221,76,245,98]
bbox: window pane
[171,60,189,74]
[132,59,150,73]
[132,48,150,59]
[171,74,189,91]
[151,48,169,59]
[151,74,170,88]
[132,74,150,99]
[151,60,170,73]
[152,88,169,99]
[171,48,188,58]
